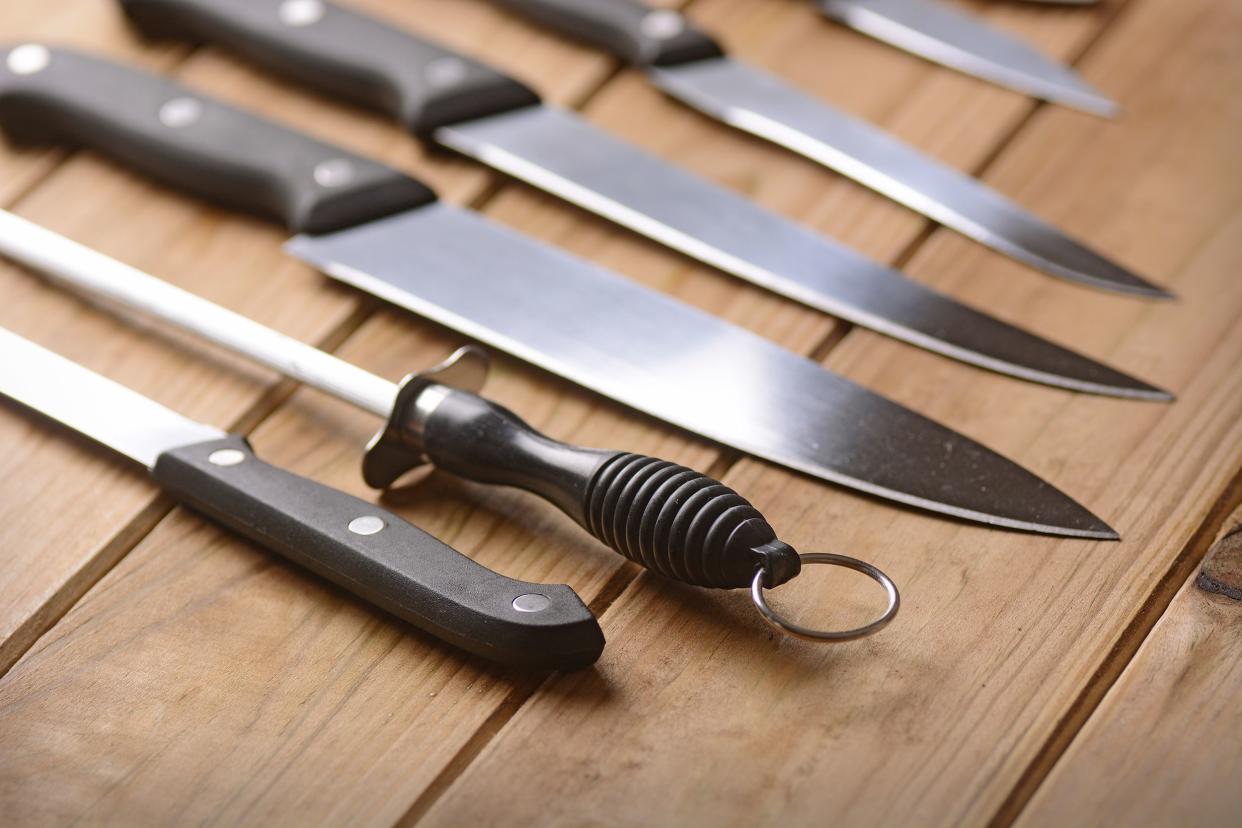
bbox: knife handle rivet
[347,515,386,536]
[208,448,247,467]
[424,57,469,89]
[158,97,203,130]
[6,44,49,76]
[278,0,325,28]
[640,10,685,40]
[511,593,551,613]
[313,158,355,188]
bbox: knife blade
[816,0,1119,116]
[0,209,884,600]
[113,0,1174,387]
[492,0,1163,297]
[0,43,1120,538]
[0,326,605,668]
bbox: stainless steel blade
[0,327,223,468]
[436,106,1168,399]
[286,203,1116,538]
[817,0,1119,116]
[648,57,1169,299]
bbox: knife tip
[1076,95,1122,120]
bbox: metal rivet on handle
[640,10,684,40]
[424,57,468,88]
[313,158,355,188]
[208,448,247,467]
[512,594,551,613]
[158,97,203,129]
[348,515,386,536]
[279,0,325,27]
[7,44,50,75]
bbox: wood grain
[0,0,1235,824]
[0,0,613,674]
[1018,504,1242,828]
[418,0,1242,825]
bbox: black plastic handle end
[153,436,604,669]
[493,0,723,67]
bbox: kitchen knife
[0,43,1121,538]
[112,1,1175,382]
[0,326,605,669]
[479,0,1164,297]
[816,0,1118,116]
[0,211,889,611]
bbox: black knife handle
[153,436,605,669]
[492,0,722,67]
[0,44,435,234]
[118,0,541,135]
[413,389,802,590]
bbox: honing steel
[0,212,899,643]
[480,0,1161,297]
[815,0,1117,116]
[0,327,605,668]
[111,3,1177,375]
[0,44,1121,538]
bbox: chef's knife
[479,0,1163,298]
[0,327,604,668]
[112,1,1174,380]
[816,0,1118,116]
[0,43,1121,538]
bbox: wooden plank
[1018,505,1242,828]
[0,0,1208,825]
[0,0,1121,675]
[416,0,1242,825]
[0,1,610,672]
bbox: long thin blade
[0,328,223,468]
[817,0,1118,117]
[287,204,1116,538]
[435,107,1168,400]
[648,57,1170,299]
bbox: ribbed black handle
[492,0,722,67]
[153,436,605,669]
[118,0,541,135]
[0,44,435,234]
[416,389,801,589]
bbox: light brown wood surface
[1019,507,1242,828]
[0,0,1238,825]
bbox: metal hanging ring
[751,553,900,643]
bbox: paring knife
[0,211,887,618]
[112,1,1174,389]
[0,327,605,669]
[816,0,1118,116]
[0,43,1119,538]
[483,0,1166,298]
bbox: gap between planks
[993,458,1242,827]
[0,1,1181,824]
[0,0,643,679]
[390,0,1153,823]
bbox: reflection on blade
[0,328,223,467]
[817,0,1119,117]
[649,57,1171,299]
[287,204,1117,538]
[436,107,1168,399]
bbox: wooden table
[0,0,1238,825]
